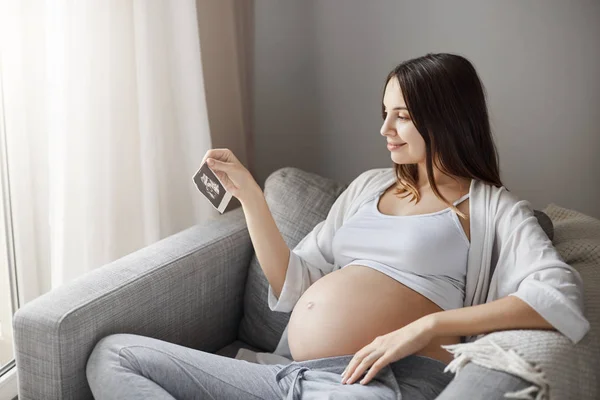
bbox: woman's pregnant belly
[287,264,461,365]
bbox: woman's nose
[380,118,394,137]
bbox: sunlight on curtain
[0,0,216,304]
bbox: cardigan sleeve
[493,190,590,344]
[267,170,373,312]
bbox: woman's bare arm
[240,187,290,299]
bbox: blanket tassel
[441,339,550,400]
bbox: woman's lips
[387,143,406,151]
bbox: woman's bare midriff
[287,179,471,365]
[287,264,461,365]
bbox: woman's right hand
[201,148,260,203]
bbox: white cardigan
[237,167,590,364]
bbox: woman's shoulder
[475,180,538,232]
[472,179,519,205]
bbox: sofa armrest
[12,206,252,400]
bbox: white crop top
[331,191,470,311]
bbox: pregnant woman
[86,53,589,399]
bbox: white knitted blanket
[441,203,600,400]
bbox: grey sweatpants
[85,333,454,399]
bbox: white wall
[252,0,600,218]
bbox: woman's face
[380,77,426,165]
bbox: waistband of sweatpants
[274,354,452,400]
[274,355,358,400]
[279,354,451,375]
[276,353,453,380]
[389,354,455,377]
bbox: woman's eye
[397,115,408,120]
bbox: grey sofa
[12,166,557,400]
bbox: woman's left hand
[341,316,438,386]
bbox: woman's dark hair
[382,52,504,220]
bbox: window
[0,176,16,370]
[0,63,18,397]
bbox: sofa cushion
[237,167,555,352]
[534,209,554,241]
[214,339,264,359]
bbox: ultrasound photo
[193,160,233,214]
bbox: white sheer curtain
[0,0,218,304]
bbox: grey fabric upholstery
[213,339,264,359]
[534,208,554,241]
[12,207,253,400]
[12,166,556,399]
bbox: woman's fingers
[344,358,372,384]
[342,349,379,384]
[341,352,366,383]
[206,158,233,170]
[206,159,237,189]
[199,148,259,203]
[202,148,239,165]
[359,356,390,385]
